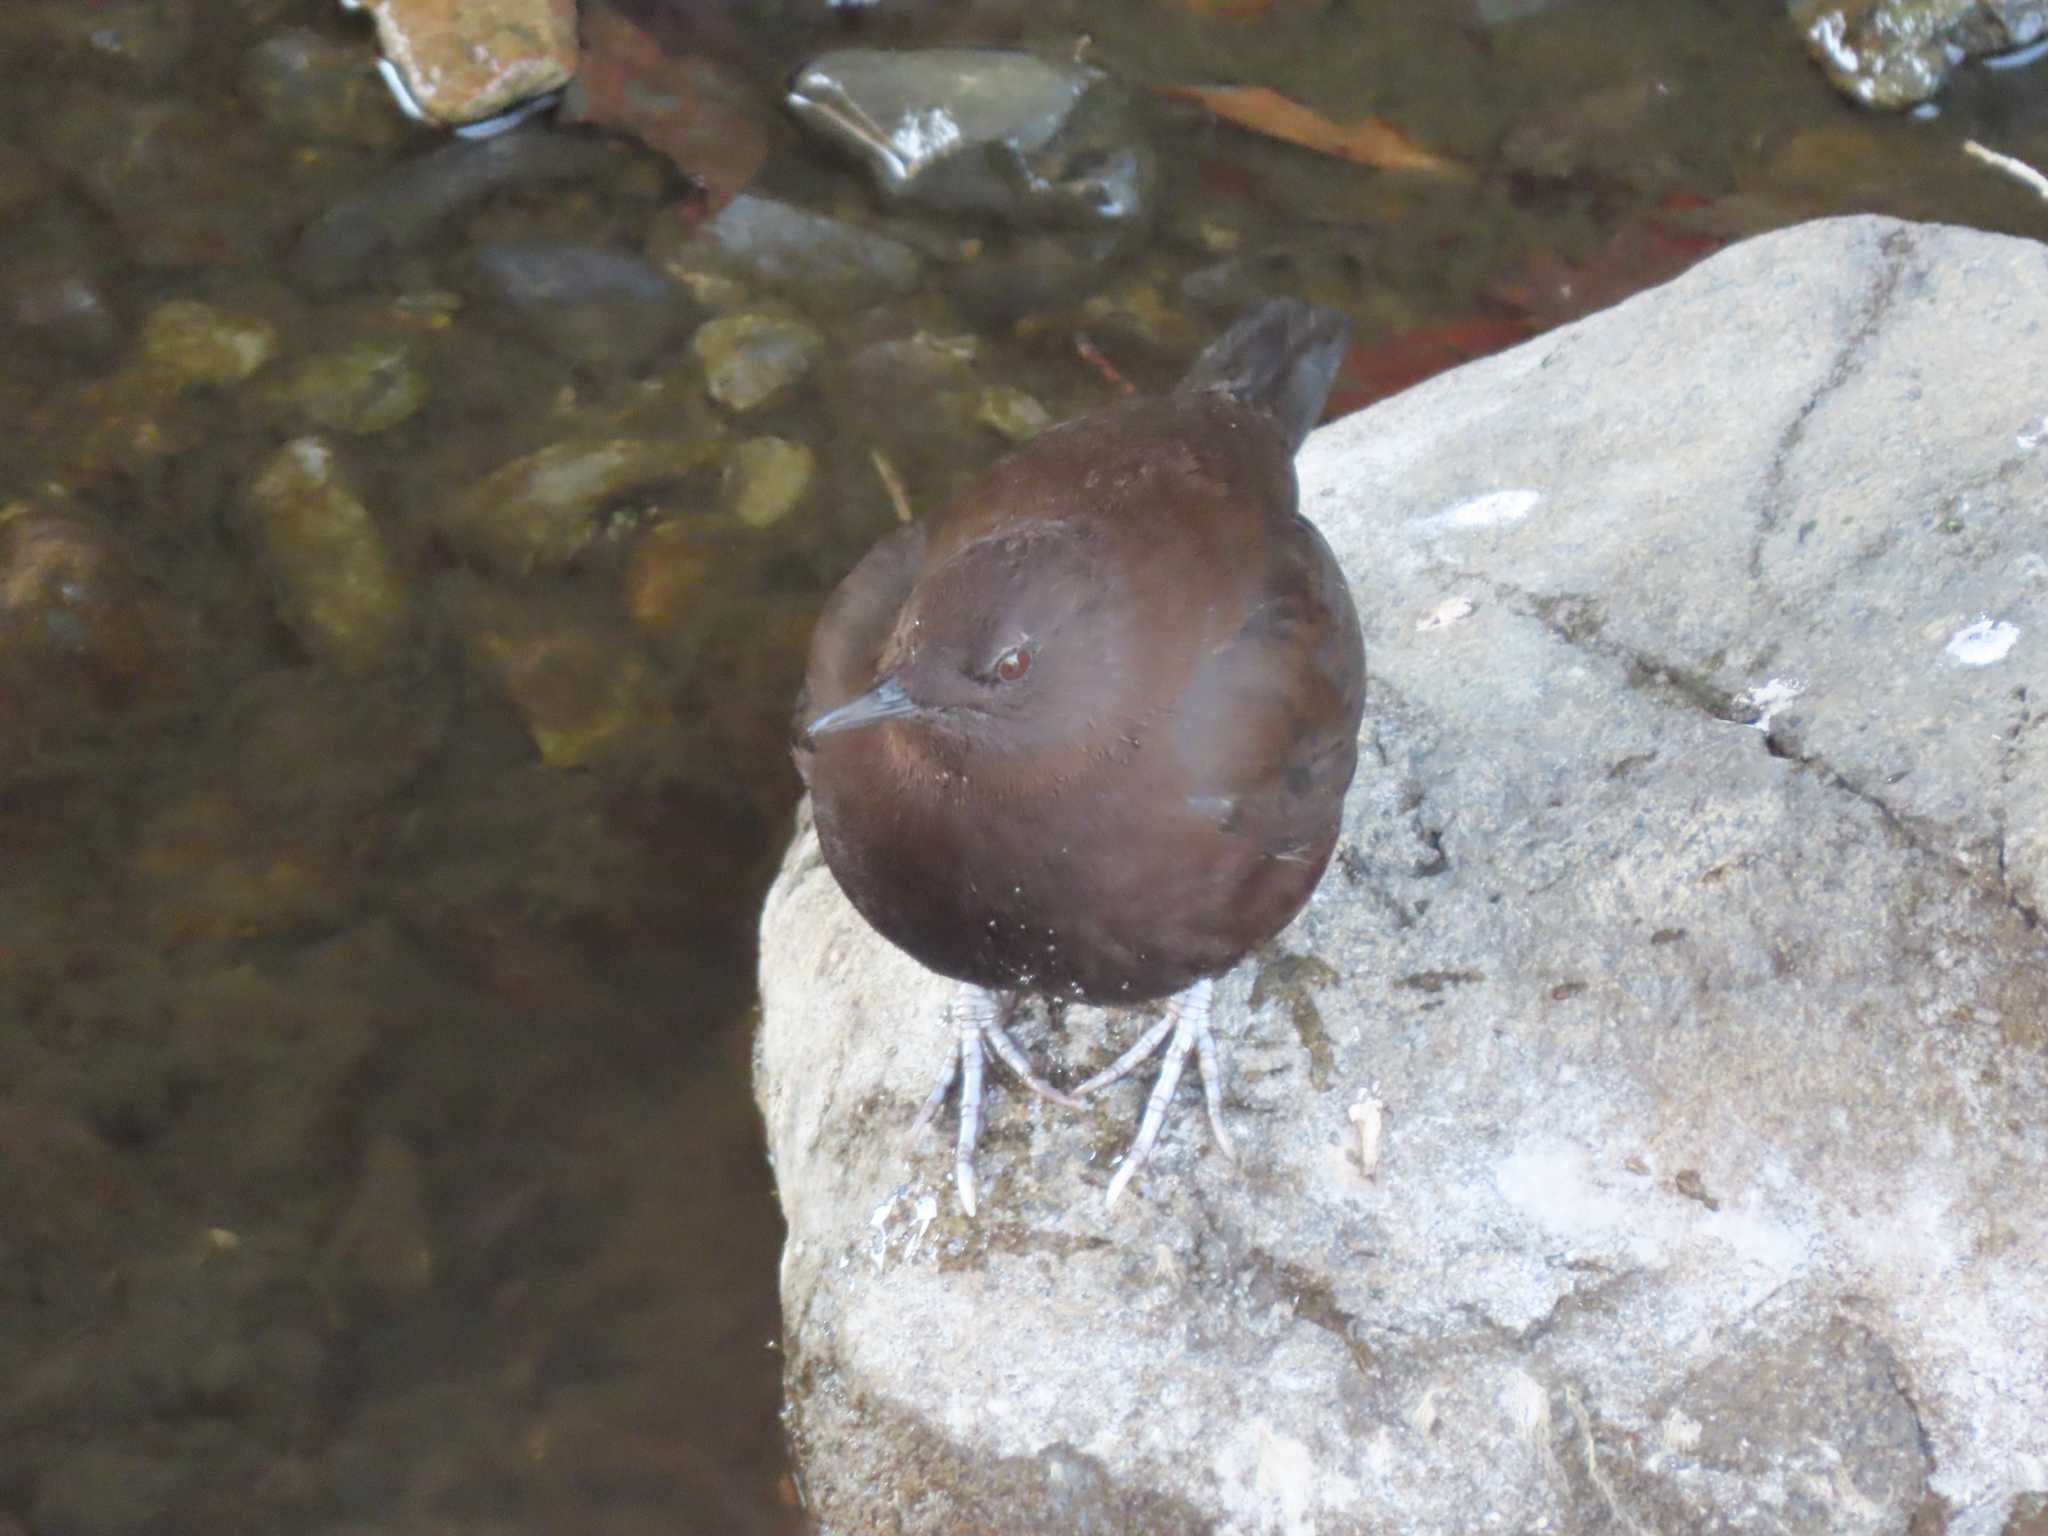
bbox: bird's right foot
[1074,977,1233,1209]
[910,983,1081,1216]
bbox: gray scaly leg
[910,983,1081,1216]
[1075,978,1232,1208]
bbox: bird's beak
[802,674,921,742]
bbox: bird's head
[803,526,1134,762]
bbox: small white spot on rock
[1417,596,1475,632]
[1408,1386,1441,1437]
[2020,416,2048,451]
[903,1193,939,1260]
[868,1185,925,1271]
[1348,1096,1384,1179]
[1945,616,2018,666]
[1251,1423,1317,1536]
[1737,676,1805,731]
[1501,1370,1551,1439]
[1661,1407,1703,1453]
[1429,488,1541,530]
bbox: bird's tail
[1175,298,1351,455]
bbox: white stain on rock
[1417,596,1475,632]
[1944,617,2019,666]
[1738,676,1806,731]
[1416,489,1542,534]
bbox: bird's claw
[1082,978,1229,1208]
[911,984,1077,1217]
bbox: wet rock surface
[1791,0,2048,108]
[755,217,2048,1535]
[787,48,1158,227]
[354,0,577,129]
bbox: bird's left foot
[911,983,1081,1217]
[1075,977,1233,1208]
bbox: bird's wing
[1170,512,1365,858]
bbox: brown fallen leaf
[1155,83,1468,178]
[571,8,767,218]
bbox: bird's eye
[992,645,1032,683]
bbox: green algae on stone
[138,298,278,387]
[245,437,412,674]
[693,312,825,413]
[439,434,725,572]
[1789,0,2047,109]
[974,385,1054,444]
[723,436,815,529]
[276,337,428,436]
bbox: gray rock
[787,48,1156,227]
[755,216,2048,1536]
[293,129,629,293]
[469,238,697,372]
[681,193,926,311]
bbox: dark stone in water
[468,239,698,371]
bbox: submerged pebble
[670,193,926,313]
[244,437,412,674]
[439,434,724,572]
[138,299,278,387]
[293,129,634,293]
[469,239,698,372]
[694,313,824,413]
[723,436,815,529]
[458,591,671,768]
[274,337,429,436]
[975,385,1053,444]
[0,506,174,711]
[239,27,410,149]
[4,259,122,360]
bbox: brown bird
[796,299,1364,1212]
